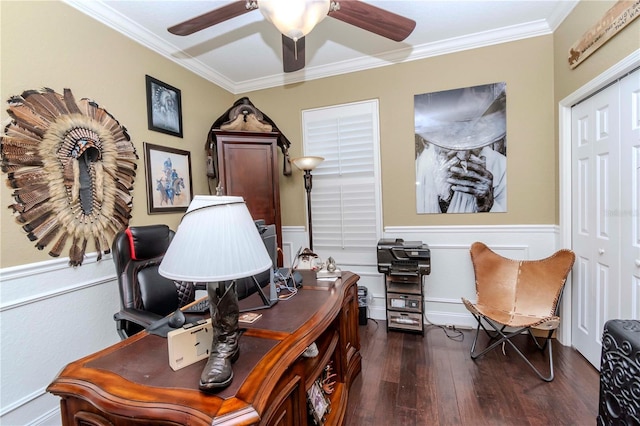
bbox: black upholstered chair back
[112,225,195,338]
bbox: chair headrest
[125,225,173,260]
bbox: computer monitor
[235,220,278,310]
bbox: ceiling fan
[168,0,416,73]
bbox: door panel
[620,71,640,319]
[571,81,620,368]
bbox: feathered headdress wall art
[1,88,138,266]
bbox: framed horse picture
[144,142,193,214]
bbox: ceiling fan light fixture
[259,0,330,41]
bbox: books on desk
[239,312,262,324]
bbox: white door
[571,69,640,368]
[571,79,620,368]
[619,71,640,320]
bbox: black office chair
[112,225,197,339]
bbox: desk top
[48,272,358,425]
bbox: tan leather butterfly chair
[461,242,575,381]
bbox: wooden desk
[47,273,361,426]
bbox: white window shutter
[302,100,382,261]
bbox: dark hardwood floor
[345,320,600,426]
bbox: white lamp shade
[159,195,272,282]
[291,156,324,171]
[260,0,330,41]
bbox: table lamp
[291,156,324,251]
[159,195,272,391]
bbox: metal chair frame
[462,242,575,382]
[468,312,556,381]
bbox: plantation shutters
[301,100,382,263]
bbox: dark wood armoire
[213,130,282,261]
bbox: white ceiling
[64,0,578,94]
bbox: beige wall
[246,36,557,228]
[2,1,637,269]
[0,1,234,268]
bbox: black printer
[377,238,430,276]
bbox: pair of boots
[199,281,240,392]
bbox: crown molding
[63,0,238,93]
[64,0,574,94]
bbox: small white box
[167,319,213,371]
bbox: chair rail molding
[283,224,561,333]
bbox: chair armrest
[114,308,163,329]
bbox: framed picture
[414,82,507,214]
[307,380,330,425]
[144,142,193,214]
[146,75,183,137]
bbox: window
[301,100,382,263]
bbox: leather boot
[199,281,241,392]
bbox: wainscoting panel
[0,255,121,425]
[282,224,560,330]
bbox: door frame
[558,49,640,346]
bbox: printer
[377,238,430,276]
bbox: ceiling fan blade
[168,1,255,36]
[329,1,416,42]
[282,35,305,73]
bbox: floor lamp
[292,156,324,251]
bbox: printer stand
[384,273,425,335]
[377,238,430,337]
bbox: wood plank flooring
[344,320,600,426]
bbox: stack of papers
[316,268,342,279]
